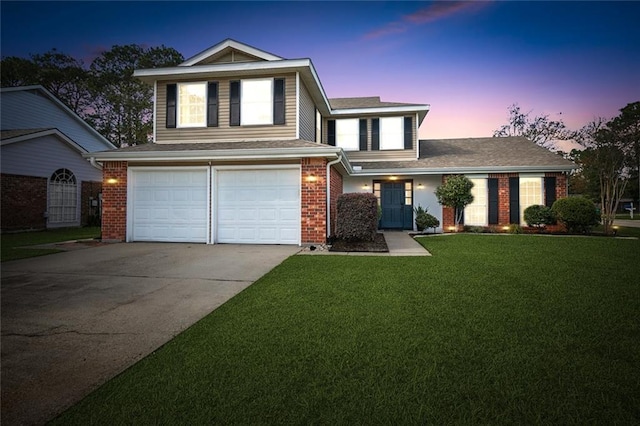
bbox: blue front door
[380,181,412,229]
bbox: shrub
[336,192,379,241]
[524,204,555,228]
[551,196,599,234]
[508,224,523,234]
[463,225,485,233]
[414,205,440,232]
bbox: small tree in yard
[414,205,440,233]
[435,175,474,230]
[336,193,378,242]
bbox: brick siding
[329,165,343,238]
[1,173,48,231]
[441,173,569,231]
[301,158,328,244]
[101,161,128,241]
[81,181,102,226]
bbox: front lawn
[55,235,639,424]
[1,227,101,262]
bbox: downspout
[326,154,343,239]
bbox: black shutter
[328,120,336,146]
[359,119,368,151]
[509,177,520,224]
[207,82,218,127]
[166,84,177,128]
[404,116,413,149]
[544,177,557,207]
[273,78,285,125]
[371,118,380,150]
[488,178,499,225]
[230,80,240,126]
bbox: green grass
[54,235,639,425]
[1,227,101,262]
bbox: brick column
[301,158,327,244]
[440,175,457,232]
[101,161,127,242]
[329,166,343,237]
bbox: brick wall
[441,173,568,231]
[81,181,102,226]
[301,158,327,244]
[329,165,343,237]
[1,173,48,231]
[101,161,127,241]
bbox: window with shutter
[359,119,368,151]
[207,82,218,127]
[230,81,240,126]
[166,84,176,128]
[273,78,285,125]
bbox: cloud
[364,1,489,40]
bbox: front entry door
[380,181,412,229]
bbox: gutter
[350,165,576,176]
[326,154,343,239]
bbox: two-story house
[90,39,575,245]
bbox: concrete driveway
[1,242,299,426]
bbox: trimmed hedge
[551,196,599,234]
[524,204,555,228]
[336,192,378,242]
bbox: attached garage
[215,167,300,245]
[128,168,209,243]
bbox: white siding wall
[1,89,112,152]
[1,135,102,182]
[342,174,443,232]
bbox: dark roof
[354,137,575,171]
[329,97,423,109]
[98,139,332,154]
[0,128,54,140]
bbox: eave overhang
[350,164,576,176]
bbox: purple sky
[2,1,639,141]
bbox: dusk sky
[2,1,639,143]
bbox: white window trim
[177,82,207,128]
[380,117,404,150]
[241,78,274,126]
[464,178,488,226]
[335,118,360,151]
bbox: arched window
[48,168,77,224]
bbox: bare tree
[494,104,570,149]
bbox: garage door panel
[130,169,208,243]
[216,168,300,245]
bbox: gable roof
[134,39,430,123]
[1,128,90,155]
[351,137,576,175]
[0,86,116,152]
[181,39,283,66]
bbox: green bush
[524,204,555,228]
[507,224,523,234]
[336,193,379,241]
[551,197,599,234]
[414,205,440,232]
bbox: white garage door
[130,168,208,243]
[216,168,300,244]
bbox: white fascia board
[85,146,343,162]
[134,59,313,80]
[180,39,283,66]
[351,165,576,176]
[1,128,88,154]
[331,105,430,123]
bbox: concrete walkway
[298,231,431,256]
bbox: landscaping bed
[329,232,388,252]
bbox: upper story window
[335,118,359,151]
[379,117,404,150]
[178,82,207,127]
[241,79,273,125]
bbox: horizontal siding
[0,90,112,152]
[298,80,316,141]
[156,73,297,143]
[322,116,417,160]
[1,135,102,181]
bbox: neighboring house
[1,86,116,231]
[90,39,575,245]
